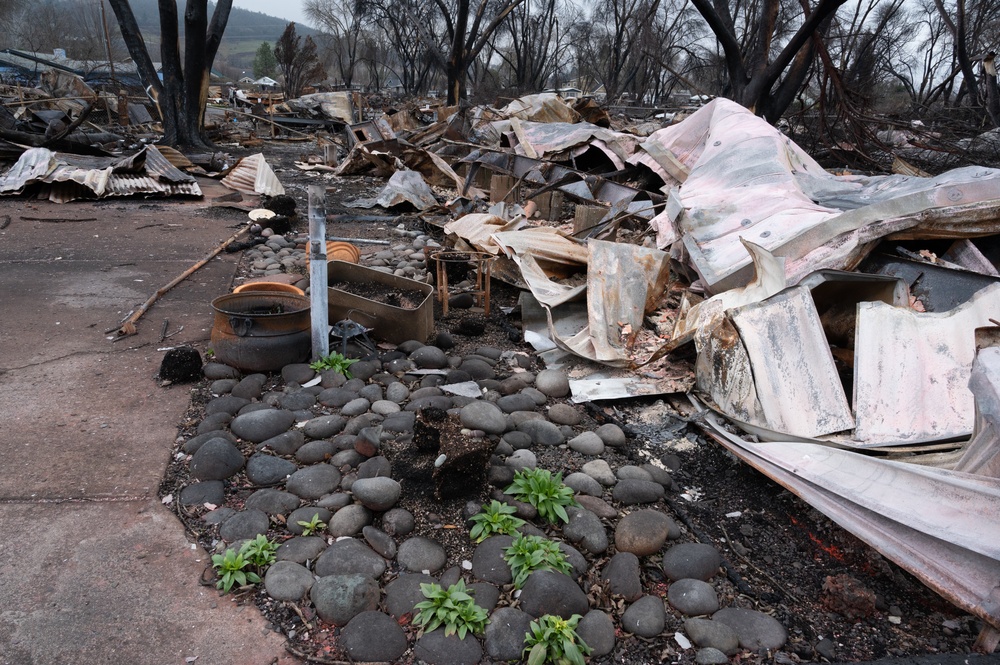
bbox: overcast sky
[231,0,310,27]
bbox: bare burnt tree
[423,0,530,103]
[491,0,561,94]
[689,0,848,122]
[109,0,232,150]
[368,0,440,95]
[305,0,369,88]
[573,0,665,103]
[932,0,1000,126]
[275,23,325,98]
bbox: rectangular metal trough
[326,260,434,344]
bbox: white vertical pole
[308,185,329,361]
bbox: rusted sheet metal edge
[220,153,284,197]
[688,396,1000,631]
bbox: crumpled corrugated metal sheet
[220,153,285,197]
[499,93,580,124]
[0,146,201,202]
[694,397,1000,631]
[648,99,1000,294]
[854,283,1000,443]
[955,348,1000,477]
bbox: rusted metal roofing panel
[730,285,854,438]
[220,153,284,196]
[854,283,1000,443]
[143,145,196,184]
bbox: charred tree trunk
[108,0,232,151]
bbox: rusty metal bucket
[210,292,311,372]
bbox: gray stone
[546,403,581,425]
[285,464,342,500]
[203,507,234,524]
[362,526,397,559]
[328,504,372,537]
[245,488,300,515]
[670,579,720,616]
[615,509,679,556]
[278,391,315,411]
[534,369,570,397]
[617,465,653,482]
[179,481,224,507]
[413,629,483,665]
[386,382,410,403]
[484,607,532,661]
[575,495,617,519]
[568,431,604,455]
[205,394,250,416]
[517,419,565,446]
[382,507,415,536]
[342,611,407,661]
[663,543,722,582]
[459,401,507,435]
[471,535,513,585]
[712,607,788,650]
[183,430,237,454]
[315,538,386,578]
[302,414,346,439]
[558,542,589,578]
[344,414,383,438]
[601,552,643,602]
[245,453,296,486]
[357,455,391,479]
[519,570,588,619]
[686,617,739,655]
[520,387,548,406]
[384,572,436,617]
[502,431,532,450]
[190,439,245,481]
[506,448,537,471]
[641,463,675,487]
[352,476,401,511]
[397,536,446,573]
[564,472,603,497]
[612,479,665,505]
[563,508,608,554]
[264,561,315,601]
[276,536,327,563]
[460,358,495,380]
[318,387,357,408]
[203,362,240,380]
[358,384,383,402]
[282,364,316,384]
[259,430,305,455]
[411,345,448,369]
[621,595,666,638]
[371,399,401,415]
[469,582,499,612]
[196,412,231,435]
[595,423,627,447]
[695,647,732,665]
[317,492,352,510]
[577,610,616,657]
[581,459,617,486]
[496,393,536,414]
[219,509,269,542]
[230,409,296,443]
[330,449,365,468]
[349,361,377,381]
[406,396,454,412]
[295,439,337,464]
[310,574,379,625]
[231,373,266,400]
[341,397,371,417]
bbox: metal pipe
[308,185,329,361]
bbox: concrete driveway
[0,190,295,665]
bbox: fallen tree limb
[111,225,249,338]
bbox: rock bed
[175,338,795,665]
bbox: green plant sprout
[524,614,591,665]
[505,468,577,524]
[469,500,525,543]
[309,351,359,377]
[503,533,573,589]
[296,513,327,536]
[412,579,489,639]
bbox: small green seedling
[469,500,525,543]
[309,351,359,377]
[412,579,489,639]
[524,614,591,665]
[505,468,577,524]
[211,548,260,593]
[239,534,279,568]
[503,532,573,589]
[297,513,327,536]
